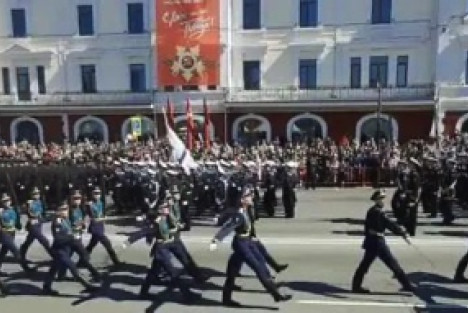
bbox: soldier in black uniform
[404,158,422,236]
[352,190,415,294]
[263,166,277,217]
[282,162,298,219]
[440,158,458,225]
[42,202,100,295]
[420,157,441,218]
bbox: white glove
[122,240,130,249]
[209,242,218,251]
[209,239,218,251]
[136,215,145,222]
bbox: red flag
[203,98,211,150]
[186,98,195,150]
[166,98,175,129]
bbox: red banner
[156,0,220,87]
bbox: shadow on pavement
[408,272,468,305]
[423,231,468,238]
[319,218,364,226]
[285,281,348,299]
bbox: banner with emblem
[156,0,220,87]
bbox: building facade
[0,0,467,145]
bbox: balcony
[154,89,226,107]
[0,91,152,106]
[226,85,434,103]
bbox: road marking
[296,299,468,309]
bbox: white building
[0,0,467,144]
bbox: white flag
[163,107,198,175]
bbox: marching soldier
[352,190,415,294]
[42,202,100,295]
[20,186,53,263]
[420,157,441,218]
[0,193,34,274]
[85,186,120,266]
[404,158,422,236]
[440,158,458,225]
[210,187,292,307]
[128,202,201,301]
[283,162,298,219]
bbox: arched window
[456,113,468,134]
[173,115,214,142]
[232,114,271,145]
[121,116,156,142]
[287,113,327,142]
[355,113,398,143]
[74,116,109,143]
[10,117,44,145]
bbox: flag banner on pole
[162,108,198,175]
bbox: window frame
[129,63,146,92]
[2,68,11,95]
[78,5,94,36]
[80,64,97,93]
[243,0,261,30]
[37,66,46,94]
[127,2,144,34]
[299,59,317,90]
[396,55,408,88]
[11,8,27,38]
[243,60,261,90]
[299,0,318,28]
[371,0,392,24]
[369,56,388,88]
[350,57,362,89]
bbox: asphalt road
[2,188,468,313]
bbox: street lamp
[376,82,382,188]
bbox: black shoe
[401,284,416,293]
[23,265,36,275]
[274,293,292,302]
[223,299,242,307]
[182,290,201,302]
[42,287,59,296]
[352,287,370,294]
[454,276,468,283]
[232,284,242,291]
[83,284,100,293]
[276,264,289,273]
[139,290,151,300]
[195,273,210,283]
[91,275,102,283]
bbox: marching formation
[0,136,468,306]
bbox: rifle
[6,172,22,230]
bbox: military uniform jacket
[214,208,252,242]
[51,216,74,247]
[362,205,404,250]
[0,207,19,232]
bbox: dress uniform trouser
[404,202,418,236]
[21,222,52,259]
[223,236,280,302]
[252,239,281,273]
[58,237,100,280]
[140,243,191,295]
[0,232,30,271]
[86,221,119,265]
[44,244,93,290]
[455,250,468,279]
[352,241,412,290]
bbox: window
[2,68,10,95]
[37,66,46,94]
[16,67,31,101]
[129,64,146,92]
[81,65,97,93]
[243,60,260,90]
[182,85,199,91]
[369,56,388,88]
[128,3,144,34]
[11,9,26,37]
[78,5,94,36]
[396,56,408,87]
[350,57,361,89]
[299,0,318,27]
[299,59,317,89]
[372,0,392,24]
[243,0,260,29]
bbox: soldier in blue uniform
[351,190,415,294]
[85,186,120,266]
[58,190,101,282]
[20,187,52,262]
[0,193,33,274]
[128,202,201,301]
[210,187,292,307]
[42,202,100,295]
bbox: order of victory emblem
[170,45,206,82]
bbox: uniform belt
[92,217,105,222]
[368,230,384,237]
[156,238,173,244]
[236,233,251,238]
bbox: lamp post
[376,82,382,188]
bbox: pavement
[1,188,468,313]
